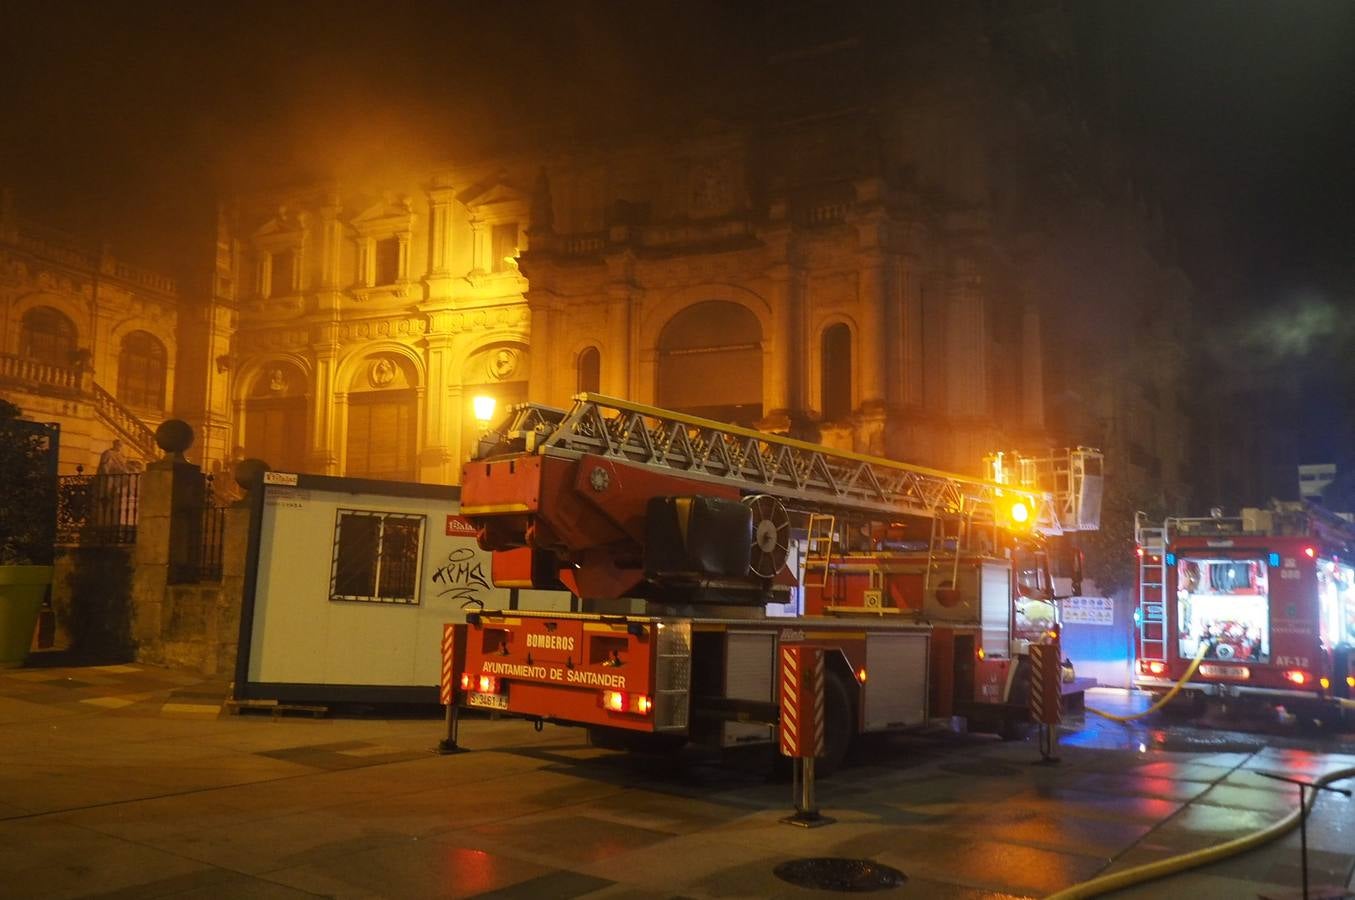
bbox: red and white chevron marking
[440,623,455,706]
[779,645,826,758]
[1028,644,1061,725]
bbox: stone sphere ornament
[233,458,270,495]
[154,419,195,461]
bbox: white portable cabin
[235,471,570,705]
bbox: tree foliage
[1077,476,1164,598]
[0,399,57,565]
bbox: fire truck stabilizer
[448,393,1103,769]
[1133,501,1355,728]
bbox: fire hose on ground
[1051,646,1355,897]
[1045,761,1355,899]
[1083,643,1209,724]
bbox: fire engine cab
[446,393,1102,769]
[1134,502,1355,724]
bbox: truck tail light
[1284,670,1310,686]
[461,672,503,693]
[599,691,652,715]
[1348,676,1355,689]
[1320,677,1331,690]
[1138,659,1166,676]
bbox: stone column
[759,263,805,432]
[427,185,456,276]
[311,331,341,474]
[606,284,634,398]
[857,252,889,411]
[420,325,459,484]
[526,292,555,404]
[468,217,488,275]
[130,433,204,663]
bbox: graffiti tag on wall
[432,547,491,604]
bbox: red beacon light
[1284,669,1310,686]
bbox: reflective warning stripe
[440,624,455,706]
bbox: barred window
[330,510,425,604]
[117,330,166,409]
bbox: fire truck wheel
[818,670,855,777]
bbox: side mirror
[1071,547,1084,597]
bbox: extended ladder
[1135,512,1168,662]
[486,393,1067,534]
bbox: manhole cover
[773,858,906,892]
[1152,734,1262,754]
[938,760,1020,777]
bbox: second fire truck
[446,393,1102,768]
[1134,501,1355,725]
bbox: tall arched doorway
[345,353,418,482]
[243,363,309,473]
[656,300,762,426]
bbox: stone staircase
[91,381,159,461]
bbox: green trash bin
[0,565,52,667]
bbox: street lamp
[472,395,496,428]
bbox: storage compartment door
[722,631,775,747]
[864,632,930,729]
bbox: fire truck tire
[818,670,855,777]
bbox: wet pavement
[0,662,1353,899]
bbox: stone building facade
[0,190,182,471]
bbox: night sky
[2,1,1353,496]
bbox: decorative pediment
[351,193,414,236]
[251,207,305,244]
[459,179,528,221]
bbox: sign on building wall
[1061,595,1114,626]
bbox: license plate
[466,691,508,710]
[1199,664,1248,679]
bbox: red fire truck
[445,394,1101,769]
[1133,502,1355,724]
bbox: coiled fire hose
[1083,643,1209,723]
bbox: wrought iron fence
[57,470,139,545]
[197,502,228,581]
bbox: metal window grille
[330,509,425,605]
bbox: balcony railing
[57,471,139,545]
[0,354,82,392]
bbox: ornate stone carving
[488,348,519,381]
[369,357,397,387]
[268,368,287,393]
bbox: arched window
[577,346,601,394]
[657,301,763,426]
[821,323,853,422]
[20,307,76,366]
[117,331,167,409]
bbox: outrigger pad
[644,496,752,580]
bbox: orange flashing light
[1284,670,1309,686]
[976,647,986,661]
[1320,677,1331,690]
[1348,675,1355,689]
[1304,546,1316,559]
[856,667,868,683]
